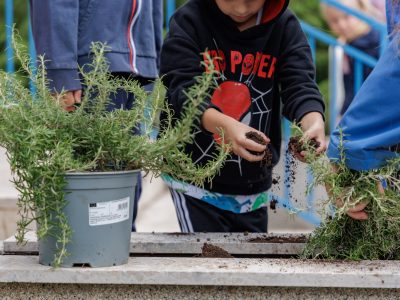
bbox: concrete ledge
[4,232,306,256]
[0,283,399,300]
[0,255,399,288]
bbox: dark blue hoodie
[29,0,163,92]
[327,0,400,170]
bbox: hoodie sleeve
[327,36,400,171]
[277,12,325,123]
[29,0,81,92]
[160,14,208,119]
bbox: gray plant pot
[38,170,139,267]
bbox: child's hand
[298,112,327,159]
[202,108,270,162]
[336,198,369,220]
[55,90,82,112]
[224,118,269,162]
[329,165,386,221]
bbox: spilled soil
[247,235,308,244]
[269,197,278,211]
[245,131,272,167]
[198,243,234,258]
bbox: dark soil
[245,131,273,167]
[269,198,278,211]
[198,243,234,258]
[288,136,320,156]
[166,232,194,236]
[248,235,307,244]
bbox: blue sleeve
[152,0,164,72]
[30,0,81,92]
[387,0,400,37]
[327,36,400,170]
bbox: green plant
[0,36,228,266]
[298,128,400,260]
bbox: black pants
[106,73,152,231]
[169,189,268,233]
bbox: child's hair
[321,0,382,19]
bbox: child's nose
[234,4,249,16]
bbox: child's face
[322,5,369,41]
[215,0,266,25]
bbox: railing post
[329,47,338,133]
[166,0,176,31]
[28,5,37,95]
[308,36,317,63]
[354,60,363,93]
[5,0,15,73]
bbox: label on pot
[88,197,130,226]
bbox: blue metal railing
[2,0,387,226]
[5,0,14,73]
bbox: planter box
[1,233,399,299]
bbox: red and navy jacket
[160,0,325,195]
[30,0,163,92]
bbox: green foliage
[0,37,228,266]
[0,1,30,71]
[298,128,400,260]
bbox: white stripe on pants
[170,189,194,233]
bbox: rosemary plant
[298,128,400,260]
[0,38,228,266]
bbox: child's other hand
[202,108,270,162]
[299,112,327,158]
[55,90,82,112]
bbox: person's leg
[107,81,142,232]
[230,207,268,233]
[169,189,232,232]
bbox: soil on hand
[288,136,320,156]
[245,131,273,167]
[199,243,234,258]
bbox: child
[327,0,400,220]
[321,0,381,115]
[29,0,163,231]
[160,0,326,233]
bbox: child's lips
[232,14,251,21]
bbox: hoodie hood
[206,0,290,29]
[262,0,290,24]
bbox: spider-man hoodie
[160,0,325,195]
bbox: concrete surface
[0,255,399,288]
[1,284,399,300]
[4,232,307,255]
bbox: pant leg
[230,207,268,233]
[107,83,142,232]
[170,189,240,233]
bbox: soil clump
[245,131,273,167]
[198,243,234,258]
